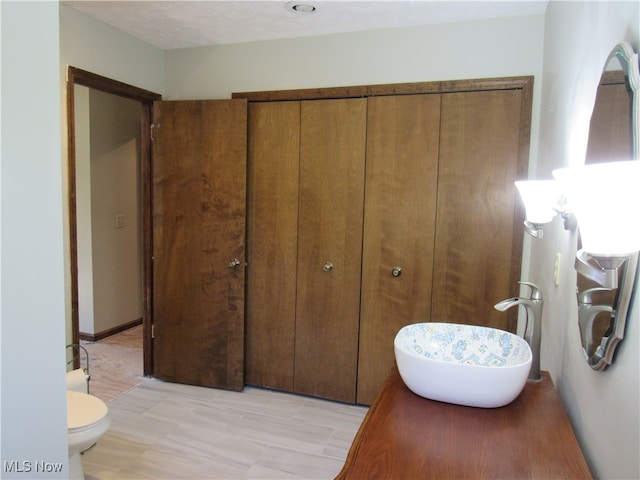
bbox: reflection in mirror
[579,41,639,370]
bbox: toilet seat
[67,391,108,431]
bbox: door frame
[66,67,161,375]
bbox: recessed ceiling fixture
[286,2,317,14]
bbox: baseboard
[80,318,143,342]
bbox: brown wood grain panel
[140,101,155,376]
[68,66,162,103]
[152,99,247,390]
[239,78,531,403]
[233,76,533,102]
[357,94,441,405]
[294,98,367,403]
[432,90,524,332]
[245,101,300,390]
[337,368,592,479]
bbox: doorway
[67,67,161,376]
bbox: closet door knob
[391,266,402,277]
[322,262,334,272]
[229,258,242,269]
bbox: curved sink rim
[394,322,532,369]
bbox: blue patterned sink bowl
[394,323,532,408]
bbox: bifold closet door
[432,90,525,333]
[152,99,247,390]
[357,94,441,405]
[245,101,300,390]
[294,98,367,403]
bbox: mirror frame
[579,41,640,370]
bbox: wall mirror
[579,41,639,370]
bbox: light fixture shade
[515,180,561,225]
[553,160,640,257]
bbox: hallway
[81,325,144,402]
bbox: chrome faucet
[494,282,543,381]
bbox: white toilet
[67,390,111,480]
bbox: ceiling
[62,0,548,50]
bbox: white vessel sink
[394,322,532,408]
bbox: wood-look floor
[80,327,367,479]
[81,325,145,402]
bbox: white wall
[75,85,95,335]
[89,90,143,335]
[75,87,143,336]
[60,5,165,95]
[165,15,544,101]
[60,4,164,343]
[1,2,68,477]
[535,2,639,478]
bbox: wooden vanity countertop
[336,367,591,479]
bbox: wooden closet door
[246,101,300,390]
[432,90,524,332]
[295,98,367,403]
[357,94,441,405]
[152,99,247,390]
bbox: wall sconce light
[552,160,640,288]
[515,180,563,238]
[518,161,639,369]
